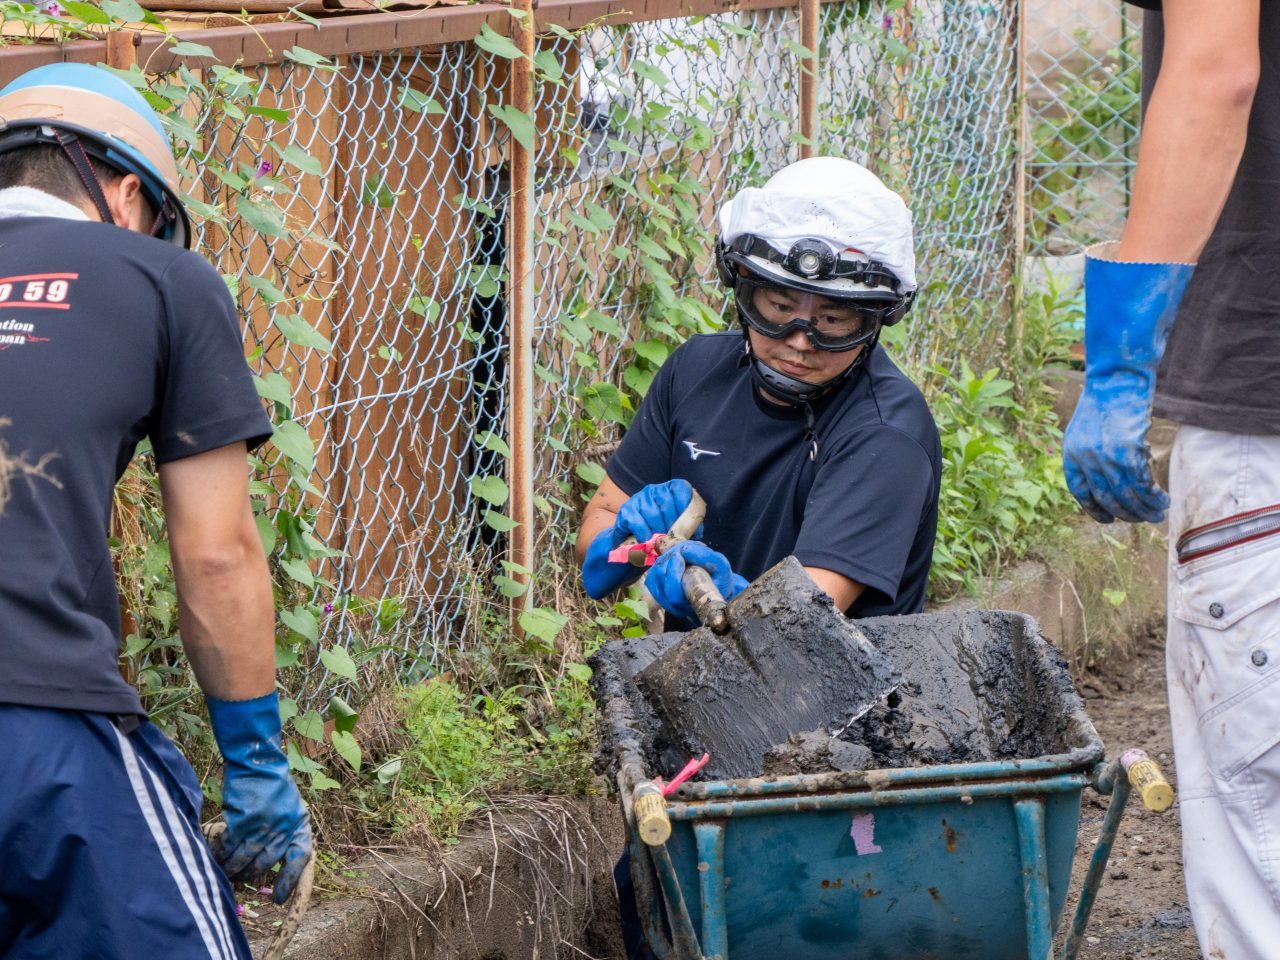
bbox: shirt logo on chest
[682,440,721,461]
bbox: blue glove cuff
[1083,244,1194,378]
[207,690,285,761]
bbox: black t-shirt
[0,216,271,715]
[1136,4,1280,433]
[607,333,941,620]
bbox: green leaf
[280,557,315,588]
[534,48,564,82]
[280,144,323,176]
[487,104,535,152]
[281,605,318,642]
[274,314,333,353]
[576,462,606,486]
[494,574,528,598]
[483,509,520,532]
[62,1,109,23]
[245,274,286,305]
[278,696,299,725]
[286,741,321,775]
[519,607,569,645]
[319,644,359,682]
[310,771,342,790]
[375,756,403,784]
[566,662,592,683]
[615,597,650,621]
[469,474,509,505]
[474,22,527,61]
[633,340,670,365]
[236,197,288,238]
[253,371,293,405]
[166,40,216,59]
[326,696,359,734]
[293,709,326,741]
[246,105,291,124]
[283,46,334,69]
[405,295,441,324]
[271,421,315,472]
[1103,588,1127,608]
[476,430,511,457]
[398,85,447,115]
[330,729,362,772]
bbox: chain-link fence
[1025,0,1141,258]
[0,0,1022,704]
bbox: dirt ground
[1062,627,1200,960]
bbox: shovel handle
[681,565,731,635]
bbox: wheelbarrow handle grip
[1120,748,1175,813]
[634,781,672,846]
[681,564,731,635]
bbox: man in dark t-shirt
[1062,3,1279,956]
[0,64,310,957]
[576,156,940,630]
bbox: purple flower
[881,13,893,31]
[323,601,334,614]
[235,903,245,916]
[255,161,273,179]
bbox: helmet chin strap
[740,325,879,461]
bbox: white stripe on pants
[112,725,230,960]
[1168,425,1280,959]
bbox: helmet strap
[54,131,116,227]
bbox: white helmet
[718,156,916,310]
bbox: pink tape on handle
[606,532,667,567]
[662,753,711,796]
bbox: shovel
[629,491,901,781]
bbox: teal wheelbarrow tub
[592,610,1172,960]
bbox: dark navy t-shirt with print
[607,332,941,619]
[0,216,271,716]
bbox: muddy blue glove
[648,540,748,622]
[581,479,698,599]
[207,691,312,905]
[1062,245,1194,524]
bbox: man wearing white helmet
[0,64,309,958]
[577,157,940,629]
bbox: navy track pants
[0,705,252,960]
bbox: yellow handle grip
[634,782,672,846]
[1121,749,1174,813]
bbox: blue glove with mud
[581,479,699,599]
[647,540,748,622]
[207,691,313,905]
[1062,244,1194,524]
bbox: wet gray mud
[590,562,1090,781]
[631,558,899,779]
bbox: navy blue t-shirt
[0,215,271,716]
[607,332,941,618]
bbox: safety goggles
[737,278,896,352]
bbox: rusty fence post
[798,0,819,158]
[507,0,537,631]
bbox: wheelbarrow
[591,608,1173,960]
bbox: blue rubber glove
[207,691,313,905]
[1062,245,1194,524]
[647,540,748,622]
[581,479,698,600]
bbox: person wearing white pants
[1062,2,1280,957]
[1166,426,1280,956]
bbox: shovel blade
[636,557,900,780]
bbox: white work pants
[1167,425,1280,959]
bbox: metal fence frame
[0,0,1022,702]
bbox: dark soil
[1057,628,1199,960]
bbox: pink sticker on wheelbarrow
[850,814,883,855]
